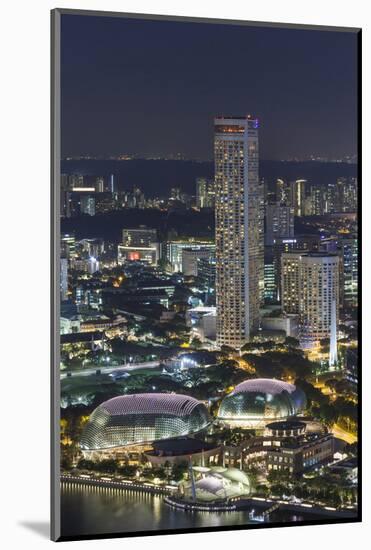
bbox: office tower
[289,179,307,216]
[339,237,358,307]
[70,174,85,189]
[214,115,261,348]
[79,238,105,258]
[166,240,214,273]
[118,226,160,265]
[88,257,100,274]
[325,182,338,213]
[61,233,77,260]
[197,256,216,305]
[109,174,115,193]
[60,257,68,301]
[265,203,295,245]
[132,186,145,208]
[60,174,71,218]
[80,195,96,216]
[310,184,325,216]
[170,187,182,201]
[276,178,289,204]
[339,177,358,212]
[182,246,215,276]
[196,177,215,208]
[264,249,278,303]
[345,177,358,212]
[122,227,157,247]
[282,252,339,349]
[95,177,105,193]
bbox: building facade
[265,203,295,246]
[196,177,215,208]
[118,226,160,265]
[182,246,215,277]
[282,252,339,348]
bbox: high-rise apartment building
[281,252,302,314]
[214,115,261,348]
[281,252,339,349]
[196,177,215,208]
[265,203,295,245]
[310,184,325,216]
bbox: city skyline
[61,14,358,162]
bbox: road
[60,361,160,379]
[331,423,357,444]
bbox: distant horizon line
[62,155,358,165]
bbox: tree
[172,462,188,482]
[284,336,300,348]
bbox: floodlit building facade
[118,226,160,265]
[214,115,261,348]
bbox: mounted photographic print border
[51,8,362,542]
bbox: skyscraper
[265,203,295,245]
[290,179,307,216]
[60,257,68,301]
[214,115,261,348]
[281,252,302,314]
[339,237,358,307]
[80,195,96,216]
[281,252,339,349]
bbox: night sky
[61,14,358,161]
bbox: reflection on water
[61,483,313,538]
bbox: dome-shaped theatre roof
[232,378,297,396]
[81,393,211,451]
[217,378,307,428]
[101,393,203,417]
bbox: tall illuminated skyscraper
[214,115,261,348]
[290,179,307,216]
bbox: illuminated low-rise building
[180,466,253,502]
[118,226,160,265]
[264,421,334,474]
